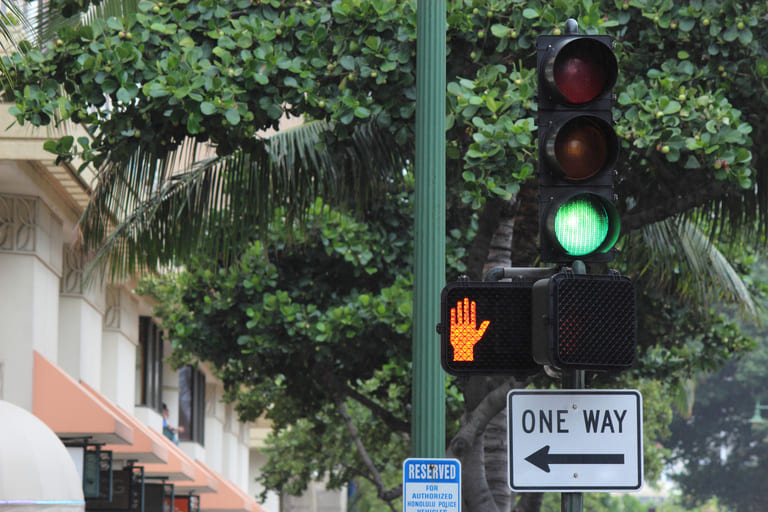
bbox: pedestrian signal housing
[439,281,539,377]
[531,272,637,371]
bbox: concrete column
[100,286,139,411]
[0,193,62,410]
[58,244,106,388]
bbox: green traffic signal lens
[554,195,609,256]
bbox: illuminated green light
[554,195,609,256]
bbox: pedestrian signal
[439,281,539,376]
[531,272,637,371]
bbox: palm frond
[26,0,138,46]
[0,1,31,86]
[81,119,409,281]
[624,216,758,318]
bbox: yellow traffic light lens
[555,118,608,180]
[554,195,609,256]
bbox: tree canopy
[4,0,765,276]
[4,0,768,510]
[666,259,768,512]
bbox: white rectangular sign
[403,458,460,512]
[507,390,642,492]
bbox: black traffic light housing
[439,281,539,377]
[537,27,621,263]
[531,271,637,372]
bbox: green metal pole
[412,0,446,458]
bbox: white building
[0,105,269,512]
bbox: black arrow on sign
[525,445,624,473]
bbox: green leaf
[684,155,700,169]
[722,24,738,42]
[106,17,124,31]
[339,55,356,70]
[200,101,216,115]
[58,135,74,152]
[618,92,633,105]
[523,8,539,19]
[738,28,753,45]
[490,24,510,38]
[678,18,695,32]
[116,87,134,103]
[143,81,168,98]
[225,107,240,125]
[43,139,58,154]
[663,101,682,115]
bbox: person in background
[162,403,183,444]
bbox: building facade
[0,105,269,512]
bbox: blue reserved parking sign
[402,458,461,512]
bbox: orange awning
[80,381,168,464]
[33,351,133,445]
[171,459,219,495]
[199,469,264,512]
[140,428,199,482]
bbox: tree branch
[466,197,510,281]
[447,378,515,459]
[620,175,726,233]
[325,371,410,433]
[340,381,410,433]
[334,397,400,511]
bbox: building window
[178,365,205,445]
[136,317,163,412]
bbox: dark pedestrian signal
[531,272,637,371]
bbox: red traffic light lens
[553,39,616,104]
[555,117,608,180]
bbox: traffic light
[537,26,620,263]
[531,271,637,372]
[439,281,539,376]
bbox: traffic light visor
[552,38,617,104]
[553,194,618,256]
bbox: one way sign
[507,390,643,492]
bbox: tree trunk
[454,184,547,512]
[512,492,543,512]
[509,180,539,266]
[484,391,511,511]
[460,377,501,512]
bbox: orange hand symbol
[449,297,490,362]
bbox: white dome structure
[0,400,85,512]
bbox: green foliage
[665,260,768,512]
[6,0,418,169]
[140,193,415,425]
[139,182,468,502]
[541,493,726,512]
[5,0,763,222]
[16,0,768,508]
[257,374,408,503]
